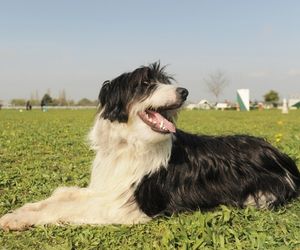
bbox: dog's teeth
[160,121,163,129]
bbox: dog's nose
[176,88,189,100]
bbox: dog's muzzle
[138,87,189,134]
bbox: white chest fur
[88,117,172,199]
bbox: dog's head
[98,62,188,138]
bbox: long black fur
[134,130,300,216]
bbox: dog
[1,62,300,231]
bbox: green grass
[0,109,300,250]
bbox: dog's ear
[98,80,129,123]
[98,80,110,107]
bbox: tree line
[10,91,98,107]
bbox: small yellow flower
[274,133,283,143]
[277,120,283,125]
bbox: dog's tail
[272,149,300,200]
[287,165,300,198]
[290,161,300,196]
[296,172,300,196]
[288,165,300,198]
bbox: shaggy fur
[1,62,299,231]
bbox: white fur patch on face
[130,83,178,115]
[145,84,178,108]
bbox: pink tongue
[148,111,176,133]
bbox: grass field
[0,109,300,250]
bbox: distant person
[26,101,32,110]
[41,100,45,111]
[41,100,48,112]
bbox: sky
[1,0,300,103]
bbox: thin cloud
[287,69,300,76]
[248,71,270,78]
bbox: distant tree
[52,97,74,106]
[77,98,95,106]
[35,90,39,101]
[68,99,75,106]
[264,90,279,107]
[30,92,34,101]
[204,70,229,101]
[11,99,26,106]
[51,99,59,106]
[29,99,40,106]
[29,91,40,106]
[57,89,68,106]
[92,100,99,106]
[41,94,53,106]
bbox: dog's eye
[141,82,153,88]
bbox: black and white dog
[1,63,299,231]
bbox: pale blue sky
[1,0,300,102]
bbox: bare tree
[35,90,39,101]
[30,91,40,106]
[204,70,229,101]
[58,89,67,106]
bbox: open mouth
[138,106,179,134]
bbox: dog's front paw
[0,212,34,231]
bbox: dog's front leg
[0,186,96,231]
[0,186,150,231]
